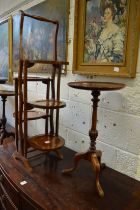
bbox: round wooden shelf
[28,134,65,151]
[28,100,66,109]
[0,90,15,96]
[13,110,49,121]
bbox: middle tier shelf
[27,99,66,109]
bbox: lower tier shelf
[28,134,65,151]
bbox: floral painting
[0,20,9,79]
[84,0,128,64]
[13,0,69,72]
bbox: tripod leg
[91,153,104,197]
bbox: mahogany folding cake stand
[13,11,68,170]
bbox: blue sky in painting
[87,0,100,13]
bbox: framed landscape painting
[0,17,13,83]
[13,0,69,73]
[73,0,140,77]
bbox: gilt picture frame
[0,16,13,83]
[73,0,140,77]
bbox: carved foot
[7,131,15,139]
[0,132,6,145]
[62,166,76,174]
[55,150,63,160]
[101,163,106,169]
[0,130,15,145]
[62,151,90,174]
[96,150,106,170]
[91,153,104,198]
[12,151,33,172]
[0,120,2,128]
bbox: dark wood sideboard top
[0,140,140,210]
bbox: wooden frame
[0,16,13,83]
[8,16,13,84]
[73,0,140,77]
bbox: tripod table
[63,81,125,197]
[0,90,15,144]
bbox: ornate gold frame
[73,0,140,77]
[0,16,13,84]
[8,16,13,84]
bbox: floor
[1,135,140,210]
[1,132,140,210]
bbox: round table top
[68,81,125,91]
[0,90,15,96]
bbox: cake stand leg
[13,151,33,172]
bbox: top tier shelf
[21,59,69,68]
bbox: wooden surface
[0,139,140,210]
[0,90,15,97]
[68,81,125,91]
[13,110,49,121]
[28,100,66,109]
[28,134,65,151]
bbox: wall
[0,0,140,181]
